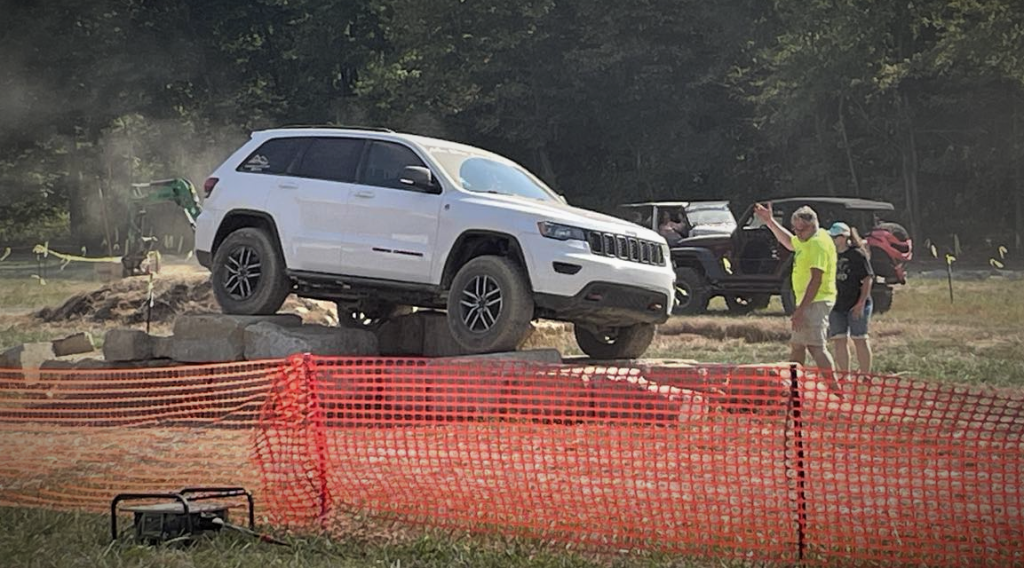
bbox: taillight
[203,177,219,198]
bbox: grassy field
[0,507,744,568]
[0,267,1021,567]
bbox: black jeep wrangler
[668,197,912,315]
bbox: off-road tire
[574,323,656,360]
[672,267,710,315]
[211,227,291,315]
[447,255,534,354]
[725,294,770,315]
[871,286,893,314]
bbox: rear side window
[237,138,309,175]
[294,137,364,182]
[358,141,427,190]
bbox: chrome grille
[585,230,666,266]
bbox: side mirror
[399,166,439,193]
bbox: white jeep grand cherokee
[194,127,675,359]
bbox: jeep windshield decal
[427,148,557,202]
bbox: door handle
[278,183,299,190]
[354,190,376,198]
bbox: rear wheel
[447,255,534,353]
[212,227,291,315]
[673,268,710,315]
[574,323,656,360]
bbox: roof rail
[275,124,395,133]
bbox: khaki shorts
[791,300,834,347]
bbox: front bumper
[534,281,670,327]
[196,250,212,269]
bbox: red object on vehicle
[866,225,912,284]
[203,177,219,198]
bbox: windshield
[427,147,557,202]
[687,208,734,225]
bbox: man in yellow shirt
[754,203,841,394]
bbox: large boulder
[51,332,96,357]
[244,322,378,360]
[377,311,470,357]
[168,313,304,363]
[102,329,153,362]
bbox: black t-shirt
[834,247,873,312]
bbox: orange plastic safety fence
[0,361,279,513]
[2,356,1022,566]
[255,356,1024,566]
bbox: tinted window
[237,138,309,175]
[359,141,427,190]
[294,137,363,182]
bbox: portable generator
[110,486,254,544]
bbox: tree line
[2,0,1022,254]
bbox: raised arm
[754,202,794,251]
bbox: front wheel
[574,323,656,360]
[672,268,710,315]
[446,255,534,354]
[211,227,291,315]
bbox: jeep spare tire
[447,255,534,354]
[574,323,656,360]
[211,227,291,315]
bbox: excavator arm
[122,178,203,276]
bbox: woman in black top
[826,222,874,375]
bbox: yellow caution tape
[32,244,122,264]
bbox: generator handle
[179,486,254,530]
[110,492,191,542]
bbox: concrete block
[426,373,509,419]
[244,322,378,360]
[103,329,153,362]
[169,337,244,363]
[151,335,174,359]
[420,311,470,357]
[172,313,303,340]
[376,313,426,356]
[505,368,591,420]
[440,348,562,365]
[586,369,710,423]
[51,332,96,357]
[73,358,110,370]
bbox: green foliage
[0,0,1022,248]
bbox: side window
[237,137,309,175]
[358,141,427,190]
[294,138,364,182]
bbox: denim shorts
[828,298,873,339]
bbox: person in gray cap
[827,221,874,376]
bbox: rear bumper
[534,281,670,327]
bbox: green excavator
[121,178,202,276]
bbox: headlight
[537,221,587,241]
